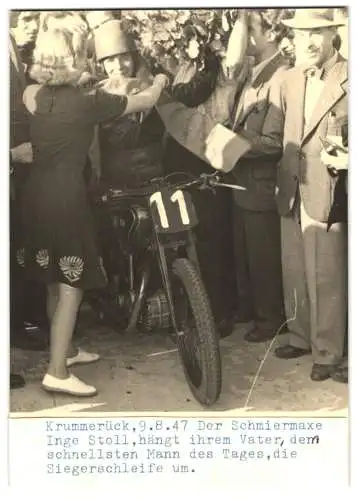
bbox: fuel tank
[109,203,152,251]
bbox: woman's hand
[153,73,170,90]
[123,74,169,115]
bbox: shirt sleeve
[170,50,221,108]
[233,68,287,161]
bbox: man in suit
[10,15,49,351]
[234,9,348,381]
[320,142,348,384]
[10,33,34,388]
[10,10,39,70]
[229,10,292,342]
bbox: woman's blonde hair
[29,13,89,86]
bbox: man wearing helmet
[91,19,167,287]
[93,19,166,189]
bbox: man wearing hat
[334,7,348,59]
[231,9,348,382]
[271,8,347,382]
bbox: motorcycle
[87,171,244,406]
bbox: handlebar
[100,172,246,204]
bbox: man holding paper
[271,9,347,382]
[206,10,292,343]
[210,9,347,382]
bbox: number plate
[149,187,198,234]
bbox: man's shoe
[331,363,348,384]
[275,345,311,359]
[234,312,254,323]
[10,373,25,389]
[11,333,48,351]
[217,318,235,338]
[244,328,276,343]
[11,323,48,351]
[310,363,336,382]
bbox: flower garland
[117,9,242,74]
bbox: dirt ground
[10,306,348,415]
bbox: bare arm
[124,75,168,114]
[94,74,168,123]
[222,10,249,80]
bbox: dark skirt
[17,163,107,291]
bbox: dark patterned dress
[17,83,128,290]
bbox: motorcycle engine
[139,290,171,332]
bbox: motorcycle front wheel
[171,258,222,406]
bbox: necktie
[227,56,255,129]
[304,66,324,80]
[303,66,325,129]
[231,63,253,130]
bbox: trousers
[278,201,347,365]
[232,200,285,331]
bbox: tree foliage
[116,9,243,73]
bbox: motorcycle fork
[153,230,182,335]
[125,252,151,334]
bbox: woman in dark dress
[18,22,168,396]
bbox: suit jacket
[230,52,291,211]
[10,34,30,148]
[254,53,348,222]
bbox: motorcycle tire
[171,258,222,406]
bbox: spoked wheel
[171,258,222,406]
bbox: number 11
[149,189,190,228]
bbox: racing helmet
[94,19,137,62]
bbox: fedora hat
[334,8,348,26]
[282,8,346,29]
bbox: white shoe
[42,373,97,397]
[66,349,100,368]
